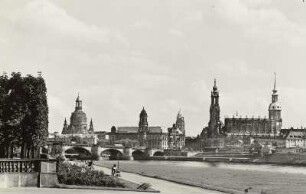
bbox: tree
[0,72,49,159]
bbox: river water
[153,160,306,175]
[99,160,306,194]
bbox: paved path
[0,187,142,194]
[94,165,222,194]
[0,164,223,194]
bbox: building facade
[224,75,282,138]
[284,129,306,148]
[167,110,186,150]
[109,107,169,149]
[51,94,98,145]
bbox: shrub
[57,162,124,187]
[137,183,151,190]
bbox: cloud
[130,20,153,30]
[168,28,185,38]
[3,0,128,50]
[216,0,306,46]
[214,60,267,78]
[183,11,203,22]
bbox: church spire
[273,72,277,93]
[213,78,217,91]
[89,118,94,133]
[271,73,278,103]
[62,118,68,134]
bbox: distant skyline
[1,0,306,136]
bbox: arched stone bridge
[50,143,164,160]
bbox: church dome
[70,109,87,125]
[69,94,88,134]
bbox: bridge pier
[122,147,133,160]
[145,148,154,157]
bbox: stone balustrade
[0,159,40,173]
[0,159,59,188]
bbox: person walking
[111,164,117,176]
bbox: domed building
[60,94,97,145]
[68,94,88,134]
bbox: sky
[0,0,305,136]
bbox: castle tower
[176,109,185,134]
[62,118,68,134]
[139,107,149,133]
[88,118,94,133]
[268,73,282,136]
[208,79,220,137]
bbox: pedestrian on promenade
[111,164,117,176]
[88,160,94,170]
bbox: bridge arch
[153,151,164,156]
[100,149,123,160]
[132,150,146,159]
[64,146,92,160]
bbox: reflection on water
[124,160,306,175]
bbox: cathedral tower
[208,79,220,137]
[268,73,282,136]
[176,109,185,134]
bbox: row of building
[50,94,185,150]
[49,75,306,151]
[196,75,305,150]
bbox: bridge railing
[0,159,41,173]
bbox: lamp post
[117,152,120,169]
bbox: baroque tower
[208,79,220,137]
[138,107,149,146]
[268,73,282,136]
[139,107,149,133]
[176,109,185,134]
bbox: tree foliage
[0,72,48,158]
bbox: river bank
[96,160,306,194]
[134,153,306,167]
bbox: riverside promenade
[93,165,222,194]
[0,164,222,194]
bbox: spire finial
[177,108,183,118]
[274,72,277,91]
[214,78,216,87]
[76,92,80,101]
